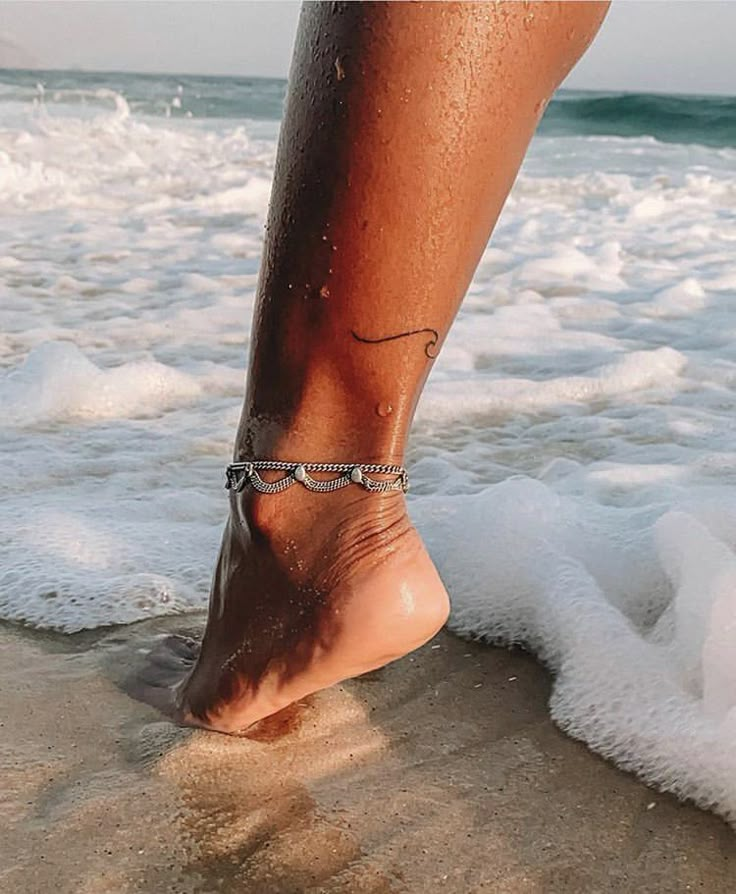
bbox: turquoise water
[1,67,734,146]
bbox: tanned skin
[130,1,610,734]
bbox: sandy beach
[3,620,735,893]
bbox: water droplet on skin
[522,13,534,30]
[376,402,393,418]
[319,285,330,299]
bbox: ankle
[230,427,410,538]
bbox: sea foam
[417,483,736,823]
[1,341,202,424]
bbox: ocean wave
[0,68,287,122]
[541,90,736,148]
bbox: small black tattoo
[351,327,440,359]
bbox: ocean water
[2,70,736,820]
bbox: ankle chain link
[224,460,409,495]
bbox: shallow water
[2,72,736,822]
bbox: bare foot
[129,484,450,734]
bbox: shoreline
[3,619,735,893]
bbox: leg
[134,1,610,733]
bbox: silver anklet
[224,460,409,494]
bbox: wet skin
[129,1,610,734]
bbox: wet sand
[2,620,735,894]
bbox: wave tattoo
[351,327,440,359]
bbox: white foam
[417,483,736,822]
[3,86,736,822]
[418,346,686,422]
[0,342,202,425]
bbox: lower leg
[136,0,610,733]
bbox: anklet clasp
[224,460,409,495]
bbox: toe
[164,634,200,660]
[123,634,200,719]
[146,636,198,671]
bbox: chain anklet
[224,460,409,495]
